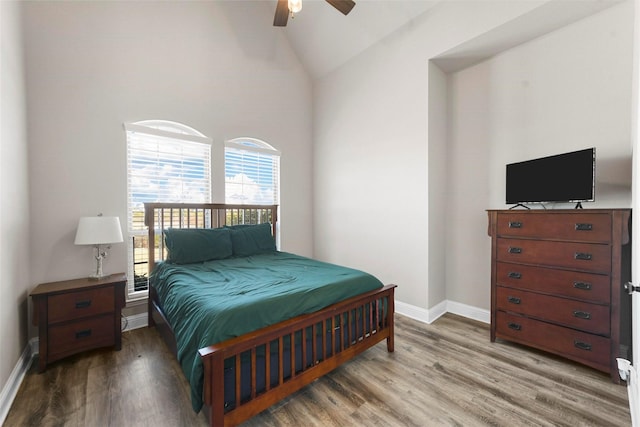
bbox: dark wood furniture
[144,202,396,427]
[487,209,631,382]
[31,273,127,372]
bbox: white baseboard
[395,300,431,323]
[0,338,37,425]
[446,300,490,324]
[395,299,490,325]
[123,313,148,332]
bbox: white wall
[314,0,552,313]
[0,0,31,406]
[23,1,313,299]
[428,62,449,310]
[446,1,633,309]
[314,0,633,319]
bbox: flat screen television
[506,148,595,206]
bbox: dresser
[31,273,126,372]
[487,209,631,382]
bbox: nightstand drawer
[48,314,115,362]
[48,287,114,323]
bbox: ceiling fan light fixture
[288,0,302,14]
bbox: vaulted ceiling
[265,0,624,80]
[270,0,440,79]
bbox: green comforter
[150,251,383,412]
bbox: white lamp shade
[74,216,124,245]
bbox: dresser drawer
[47,314,115,362]
[496,238,611,273]
[496,262,610,303]
[495,311,610,371]
[48,287,115,324]
[496,287,610,335]
[496,212,611,243]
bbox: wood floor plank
[4,314,630,426]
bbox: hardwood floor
[4,314,631,426]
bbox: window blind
[125,121,211,298]
[225,139,280,205]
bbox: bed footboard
[198,284,396,427]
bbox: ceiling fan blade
[274,0,289,27]
[325,0,355,15]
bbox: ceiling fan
[273,0,356,27]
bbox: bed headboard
[144,203,278,272]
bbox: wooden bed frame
[144,202,396,427]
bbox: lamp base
[89,248,106,280]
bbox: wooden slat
[251,348,257,399]
[290,333,295,378]
[302,327,307,370]
[348,310,352,347]
[265,343,271,392]
[235,355,241,408]
[321,321,326,361]
[278,337,284,385]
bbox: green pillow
[227,223,276,256]
[164,228,232,264]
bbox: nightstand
[30,273,126,372]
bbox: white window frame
[125,120,212,300]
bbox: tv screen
[506,148,595,205]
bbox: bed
[144,202,396,427]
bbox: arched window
[225,138,280,205]
[125,120,211,298]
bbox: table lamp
[74,214,123,280]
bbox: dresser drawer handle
[575,223,593,231]
[509,221,523,229]
[75,300,92,309]
[573,310,591,320]
[574,252,592,261]
[75,329,92,339]
[508,247,522,254]
[507,322,522,331]
[507,296,521,305]
[508,272,522,279]
[573,281,592,291]
[574,340,592,351]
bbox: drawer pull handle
[508,247,522,254]
[75,300,92,309]
[508,272,522,279]
[573,281,592,291]
[507,322,522,331]
[575,223,593,231]
[75,329,92,339]
[509,221,523,229]
[573,310,591,320]
[574,340,592,351]
[574,252,592,261]
[507,296,521,304]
